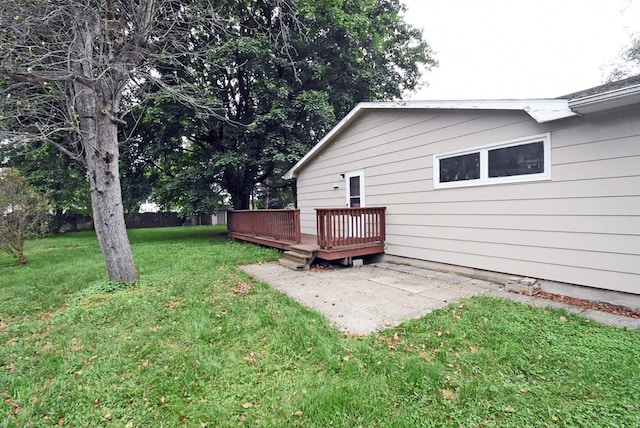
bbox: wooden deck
[227,207,386,261]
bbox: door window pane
[349,176,360,196]
[488,141,544,177]
[439,152,480,183]
[349,176,361,207]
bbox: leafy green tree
[0,168,49,265]
[2,142,91,233]
[128,0,436,210]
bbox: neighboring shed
[285,75,640,296]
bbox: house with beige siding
[283,75,640,298]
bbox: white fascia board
[283,99,575,180]
[568,84,640,114]
[364,99,575,122]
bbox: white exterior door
[345,170,364,238]
[345,170,365,208]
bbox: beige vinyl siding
[295,106,640,294]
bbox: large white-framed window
[433,133,551,189]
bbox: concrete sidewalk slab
[239,262,640,335]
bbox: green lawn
[1,226,639,427]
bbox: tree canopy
[124,0,436,210]
[607,35,640,81]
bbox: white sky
[401,0,640,100]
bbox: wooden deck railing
[227,209,301,244]
[315,207,386,249]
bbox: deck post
[293,210,301,244]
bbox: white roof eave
[283,99,576,180]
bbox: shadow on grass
[127,225,229,244]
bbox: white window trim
[433,133,551,189]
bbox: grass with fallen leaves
[1,226,639,427]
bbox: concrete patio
[239,261,640,335]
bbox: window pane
[439,152,480,183]
[489,141,544,177]
[349,176,360,196]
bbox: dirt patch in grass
[536,291,640,319]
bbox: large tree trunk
[86,115,138,282]
[69,11,138,283]
[74,84,138,282]
[230,187,252,210]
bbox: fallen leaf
[244,356,256,365]
[441,389,456,400]
[559,316,567,323]
[419,351,434,360]
[166,300,181,309]
[233,282,252,296]
[550,414,558,421]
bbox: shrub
[0,168,49,264]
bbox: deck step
[289,244,317,254]
[280,246,317,270]
[279,257,309,271]
[283,250,312,264]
